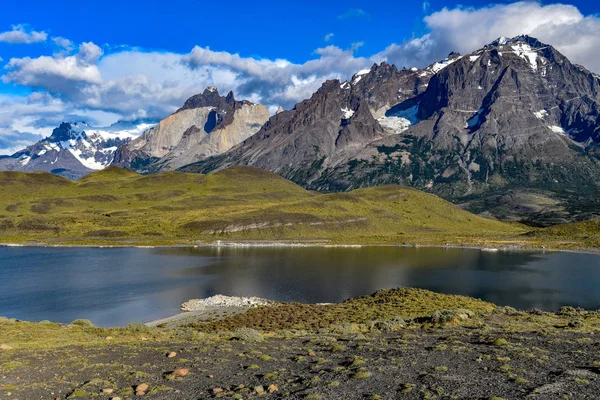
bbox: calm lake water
[1,246,600,326]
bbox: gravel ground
[2,326,600,399]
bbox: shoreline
[2,240,600,255]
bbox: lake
[1,246,599,326]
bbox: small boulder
[102,388,114,394]
[255,385,265,395]
[268,384,278,393]
[135,383,149,394]
[212,388,223,394]
[0,344,13,351]
[167,351,177,358]
[172,368,189,377]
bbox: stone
[172,368,189,377]
[254,385,265,395]
[0,344,13,351]
[111,398,122,400]
[135,383,149,393]
[212,388,223,394]
[268,384,278,393]
[167,351,177,358]
[102,388,114,394]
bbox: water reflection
[0,246,599,326]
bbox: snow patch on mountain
[341,108,355,119]
[352,68,372,84]
[379,105,420,134]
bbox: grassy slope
[526,219,600,248]
[0,166,525,246]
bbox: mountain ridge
[180,35,600,224]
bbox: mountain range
[4,35,600,224]
[0,121,150,180]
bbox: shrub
[71,319,94,327]
[232,328,264,342]
[431,309,474,325]
[368,317,406,332]
[351,371,372,379]
[492,306,519,316]
[124,322,151,333]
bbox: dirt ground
[2,325,600,399]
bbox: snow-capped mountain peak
[0,121,153,179]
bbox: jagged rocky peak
[48,122,88,142]
[488,34,545,48]
[111,87,270,173]
[178,86,251,113]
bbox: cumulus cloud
[0,24,47,44]
[377,1,600,72]
[181,44,369,109]
[52,36,74,55]
[3,41,103,94]
[324,33,334,42]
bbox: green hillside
[0,166,525,245]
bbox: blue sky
[2,0,597,65]
[0,0,599,153]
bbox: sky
[0,0,599,154]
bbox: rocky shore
[180,295,274,311]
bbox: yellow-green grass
[0,166,526,246]
[0,318,162,350]
[526,219,600,249]
[196,288,496,332]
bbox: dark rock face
[188,79,387,185]
[0,122,132,180]
[181,36,600,224]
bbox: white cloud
[324,33,334,42]
[52,36,74,56]
[0,24,47,44]
[2,41,104,96]
[376,1,600,72]
[181,44,369,109]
